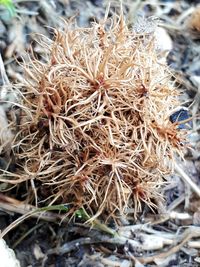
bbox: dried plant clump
[187,7,200,33]
[7,13,186,220]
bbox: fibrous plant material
[187,6,200,33]
[6,12,186,221]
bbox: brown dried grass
[6,13,186,220]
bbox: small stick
[174,162,200,197]
[137,227,200,264]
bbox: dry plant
[186,6,200,33]
[2,11,187,221]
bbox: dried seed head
[9,13,187,220]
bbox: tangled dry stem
[6,13,186,220]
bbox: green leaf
[0,0,15,17]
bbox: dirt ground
[0,0,200,266]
